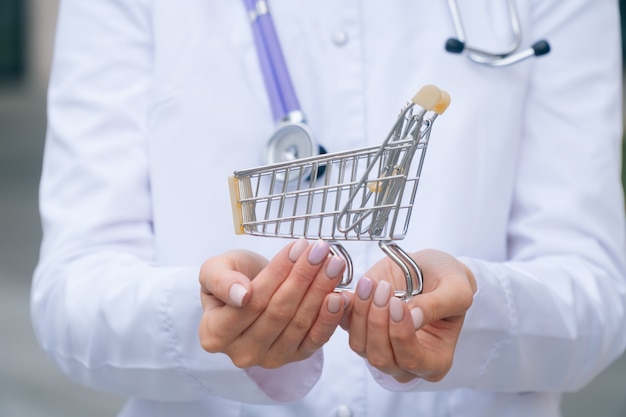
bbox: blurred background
[1,1,626,416]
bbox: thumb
[404,250,475,329]
[199,251,263,308]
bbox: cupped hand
[346,249,476,383]
[198,239,349,369]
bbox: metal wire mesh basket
[229,85,450,299]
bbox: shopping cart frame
[229,85,450,300]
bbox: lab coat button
[331,30,349,46]
[335,404,353,417]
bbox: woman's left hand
[346,249,476,383]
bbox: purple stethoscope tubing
[241,0,323,181]
[242,0,301,122]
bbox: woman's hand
[198,239,348,369]
[347,249,476,383]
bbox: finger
[270,253,345,357]
[405,277,473,329]
[389,298,464,382]
[199,306,250,354]
[364,280,405,376]
[243,240,331,350]
[339,291,353,330]
[393,317,462,381]
[200,291,226,312]
[347,276,375,356]
[298,292,345,355]
[208,240,304,330]
[245,239,308,307]
[199,250,268,307]
[387,297,425,377]
[405,250,474,325]
[199,242,302,354]
[200,268,252,309]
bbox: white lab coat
[32,0,626,416]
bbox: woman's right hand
[198,239,348,369]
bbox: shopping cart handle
[412,84,442,111]
[433,90,451,115]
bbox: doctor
[32,1,626,417]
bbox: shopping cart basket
[228,85,450,299]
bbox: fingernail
[289,238,309,262]
[356,276,374,300]
[308,239,330,265]
[327,293,342,314]
[389,297,405,322]
[373,280,391,308]
[229,283,248,307]
[411,307,424,329]
[325,256,345,278]
[341,292,351,309]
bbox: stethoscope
[445,0,550,67]
[242,0,324,179]
[242,0,550,179]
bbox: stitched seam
[477,264,517,381]
[161,274,211,396]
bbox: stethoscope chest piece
[264,120,317,165]
[242,0,324,182]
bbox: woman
[32,1,626,416]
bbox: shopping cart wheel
[378,241,423,300]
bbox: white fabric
[32,0,626,416]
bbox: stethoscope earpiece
[445,38,466,54]
[531,40,551,57]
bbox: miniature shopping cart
[228,85,450,299]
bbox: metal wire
[230,92,446,298]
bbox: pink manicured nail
[325,256,345,278]
[341,292,351,309]
[356,276,374,300]
[308,240,330,265]
[411,307,424,329]
[229,283,248,307]
[389,297,404,322]
[373,280,391,307]
[327,294,342,313]
[289,238,309,262]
